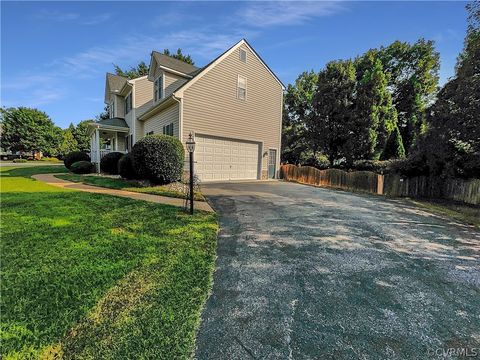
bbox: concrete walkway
[32,173,214,212]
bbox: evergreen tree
[381,125,405,160]
[311,60,357,165]
[420,0,480,178]
[282,71,318,164]
[163,48,195,65]
[350,51,398,162]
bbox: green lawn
[404,198,480,228]
[1,166,218,359]
[56,173,206,201]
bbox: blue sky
[1,1,468,128]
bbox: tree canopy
[281,37,440,167]
[0,107,59,154]
[416,0,480,178]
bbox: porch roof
[89,117,130,133]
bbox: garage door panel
[195,135,259,182]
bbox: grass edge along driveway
[1,166,218,359]
[56,173,206,201]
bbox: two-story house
[89,39,284,181]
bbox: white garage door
[195,135,260,181]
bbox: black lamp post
[186,132,196,215]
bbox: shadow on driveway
[195,181,480,359]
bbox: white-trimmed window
[110,101,115,118]
[125,92,132,114]
[163,123,174,136]
[239,48,247,63]
[237,75,247,101]
[154,75,164,101]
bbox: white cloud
[239,1,344,27]
[33,9,111,25]
[2,29,245,108]
[80,13,112,25]
[34,10,80,22]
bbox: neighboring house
[89,39,284,181]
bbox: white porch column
[95,128,100,173]
[115,132,118,151]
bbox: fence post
[377,174,384,195]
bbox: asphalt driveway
[195,181,480,359]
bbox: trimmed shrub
[132,135,184,184]
[70,161,94,174]
[64,151,90,169]
[100,151,124,174]
[13,158,28,163]
[118,153,138,180]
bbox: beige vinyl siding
[164,72,188,98]
[182,43,282,177]
[143,103,179,138]
[135,77,154,118]
[133,77,153,141]
[114,94,125,118]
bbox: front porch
[89,118,130,172]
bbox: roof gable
[172,39,285,97]
[148,52,199,80]
[104,73,128,103]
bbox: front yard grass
[56,173,206,201]
[1,166,218,359]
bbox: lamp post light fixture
[186,132,196,215]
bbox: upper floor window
[125,93,132,114]
[109,101,115,118]
[154,75,164,101]
[239,49,247,63]
[237,75,247,101]
[163,123,174,136]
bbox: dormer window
[125,92,132,114]
[239,49,247,63]
[154,75,164,101]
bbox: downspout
[172,94,183,142]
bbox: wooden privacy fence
[280,164,480,205]
[384,174,480,205]
[280,164,381,195]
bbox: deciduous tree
[0,107,60,154]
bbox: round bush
[132,134,185,184]
[100,151,124,174]
[64,151,90,169]
[13,158,28,163]
[118,153,138,180]
[70,161,94,174]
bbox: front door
[268,149,277,179]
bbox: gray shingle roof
[152,51,199,75]
[96,117,129,128]
[106,73,128,93]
